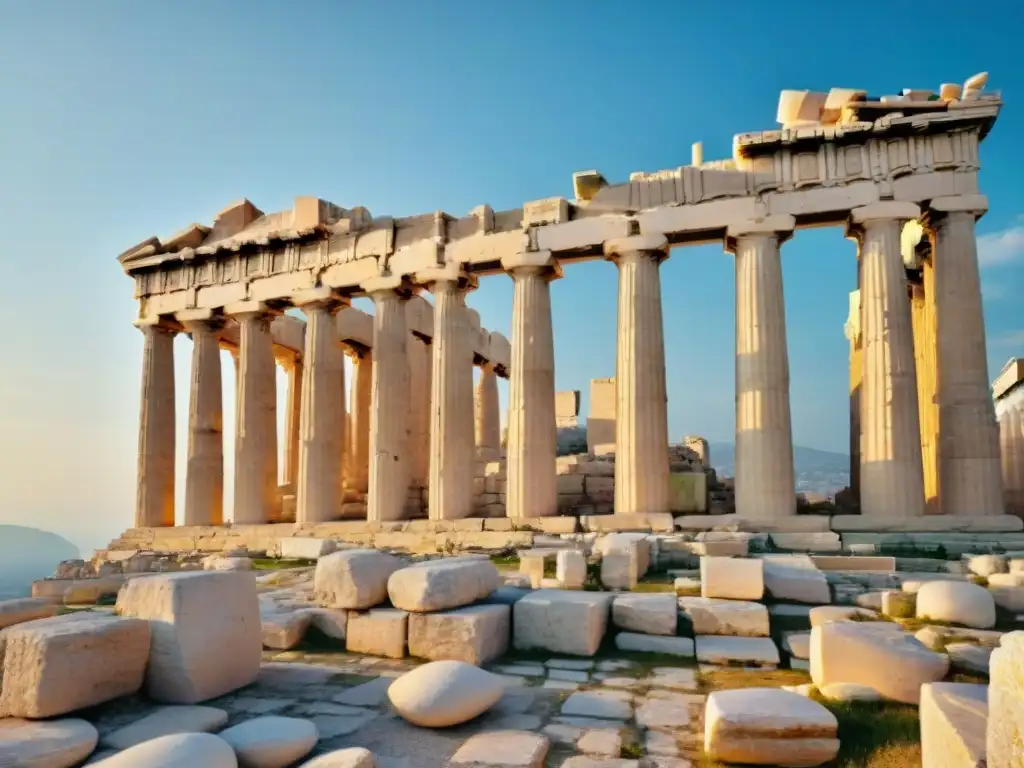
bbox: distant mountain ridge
[0,525,80,599]
[707,442,850,495]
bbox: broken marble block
[0,613,150,718]
[920,683,987,768]
[556,549,587,589]
[407,604,510,665]
[116,571,262,704]
[612,593,677,636]
[701,556,764,600]
[988,631,1024,767]
[678,597,769,637]
[514,589,612,656]
[346,608,408,659]
[388,557,500,612]
[314,549,402,609]
[260,608,313,650]
[0,597,58,630]
[761,555,830,604]
[915,581,996,630]
[810,621,948,704]
[705,688,839,766]
[600,549,639,590]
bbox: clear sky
[1,1,1022,554]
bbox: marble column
[911,264,940,514]
[845,290,862,497]
[347,350,373,493]
[295,290,347,524]
[727,217,797,519]
[182,315,224,526]
[420,268,477,520]
[363,277,411,521]
[604,235,670,516]
[406,330,433,493]
[502,250,559,518]
[475,362,501,461]
[135,322,176,528]
[279,354,303,493]
[230,304,280,524]
[1001,405,1024,517]
[850,202,926,519]
[929,195,1004,516]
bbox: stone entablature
[118,71,1009,530]
[119,93,999,314]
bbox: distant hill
[707,442,850,496]
[0,525,80,599]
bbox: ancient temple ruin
[116,71,1022,547]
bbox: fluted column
[294,290,347,524]
[279,354,303,493]
[845,290,862,498]
[347,349,373,493]
[1001,404,1024,517]
[502,250,559,518]
[849,202,926,519]
[911,264,940,513]
[419,267,477,520]
[363,277,411,521]
[604,235,670,516]
[726,216,797,519]
[406,329,432,493]
[135,322,176,528]
[181,314,224,526]
[928,195,1004,516]
[475,362,501,461]
[230,304,280,524]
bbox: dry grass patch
[698,666,811,691]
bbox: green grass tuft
[818,696,921,768]
[251,558,315,570]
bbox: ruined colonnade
[123,80,1012,528]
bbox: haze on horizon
[1,0,1022,555]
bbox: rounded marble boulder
[90,733,237,767]
[0,717,98,768]
[218,717,318,768]
[299,747,375,767]
[916,581,996,629]
[387,660,505,727]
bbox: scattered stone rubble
[4,525,1024,766]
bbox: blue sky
[1,1,1022,553]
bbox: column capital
[725,215,795,254]
[501,250,561,279]
[726,214,795,240]
[415,262,478,292]
[603,234,668,261]
[291,286,349,313]
[223,300,282,321]
[175,307,225,333]
[134,318,179,336]
[928,194,989,219]
[360,274,415,299]
[850,201,921,226]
